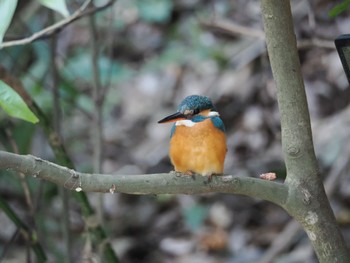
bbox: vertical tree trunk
[260,0,350,262]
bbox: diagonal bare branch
[0,0,116,49]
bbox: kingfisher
[158,95,227,176]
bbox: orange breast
[169,118,227,176]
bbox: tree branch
[0,0,116,49]
[200,19,334,49]
[261,0,350,262]
[199,19,265,38]
[0,151,288,207]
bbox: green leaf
[328,0,350,18]
[137,0,173,23]
[0,0,18,44]
[38,0,69,17]
[0,80,39,123]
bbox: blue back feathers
[210,116,226,132]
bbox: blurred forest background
[0,0,350,262]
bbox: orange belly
[169,119,227,176]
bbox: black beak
[158,112,186,124]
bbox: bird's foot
[206,173,222,183]
[170,170,187,177]
[171,170,196,180]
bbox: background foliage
[0,0,350,262]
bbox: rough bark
[0,150,288,206]
[261,0,350,262]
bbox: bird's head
[158,95,216,124]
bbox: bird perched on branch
[158,95,227,176]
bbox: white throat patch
[175,119,196,127]
[208,111,219,117]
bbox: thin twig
[0,196,47,262]
[89,8,103,176]
[0,229,20,261]
[0,0,115,49]
[200,18,335,50]
[49,11,72,262]
[199,19,265,38]
[4,127,33,211]
[2,127,43,261]
[88,5,106,254]
[297,38,335,49]
[260,221,301,263]
[102,4,118,95]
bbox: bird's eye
[184,109,193,118]
[183,109,200,119]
